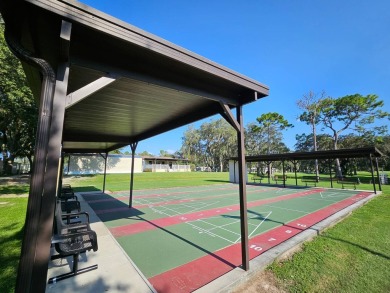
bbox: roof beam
[70,61,241,106]
[65,74,118,109]
[62,133,132,143]
[219,101,240,131]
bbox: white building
[64,154,190,174]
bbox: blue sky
[80,0,390,155]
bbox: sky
[80,0,390,155]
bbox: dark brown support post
[219,101,249,270]
[369,155,377,194]
[282,160,286,188]
[6,19,65,292]
[375,157,382,192]
[293,161,298,186]
[233,160,237,183]
[102,152,108,192]
[59,152,65,194]
[67,154,71,175]
[30,20,72,292]
[129,142,138,208]
[329,160,333,188]
[267,162,271,184]
[236,106,249,270]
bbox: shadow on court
[81,191,237,268]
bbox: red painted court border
[148,191,372,293]
[110,188,325,237]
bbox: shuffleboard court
[81,184,372,292]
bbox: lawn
[63,171,231,192]
[1,171,389,292]
[265,184,390,293]
[0,198,28,293]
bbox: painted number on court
[250,244,263,251]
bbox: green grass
[0,185,29,195]
[65,171,230,192]
[0,198,27,293]
[268,185,390,293]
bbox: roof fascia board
[66,74,118,109]
[26,0,269,95]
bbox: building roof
[0,0,268,153]
[142,156,189,162]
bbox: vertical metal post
[129,142,138,208]
[11,42,57,293]
[67,154,71,175]
[267,162,271,184]
[369,155,377,194]
[375,157,382,192]
[59,152,65,194]
[329,160,333,188]
[29,26,71,293]
[282,160,286,188]
[237,106,249,270]
[29,21,72,292]
[103,152,108,193]
[293,161,298,186]
[233,160,235,183]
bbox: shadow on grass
[73,186,101,192]
[205,179,230,183]
[0,185,29,195]
[0,224,24,293]
[321,235,390,260]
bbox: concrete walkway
[46,192,156,293]
[46,189,379,292]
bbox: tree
[0,19,38,174]
[181,124,202,166]
[254,112,292,154]
[318,94,390,177]
[182,119,236,171]
[254,112,293,176]
[297,91,326,179]
[294,133,333,152]
[245,122,268,156]
[294,133,333,174]
[138,150,154,157]
[159,150,174,157]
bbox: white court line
[275,188,298,194]
[191,219,241,236]
[306,197,344,203]
[186,212,273,245]
[246,211,272,240]
[320,191,349,198]
[263,204,309,214]
[186,222,237,244]
[151,201,219,217]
